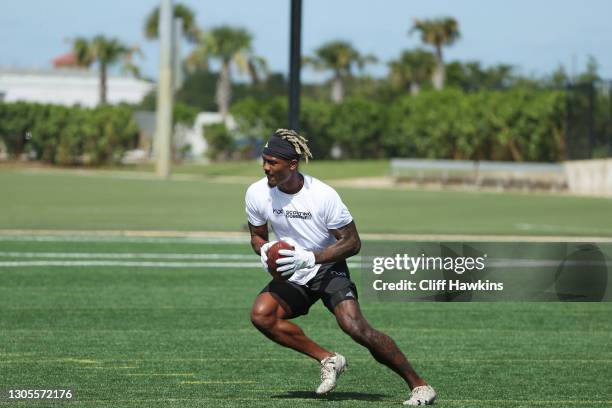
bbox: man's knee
[251,292,288,331]
[250,303,277,331]
[336,312,370,342]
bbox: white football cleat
[315,353,347,395]
[403,385,436,405]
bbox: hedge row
[0,88,566,165]
[0,102,138,165]
[231,88,566,161]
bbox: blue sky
[1,0,610,81]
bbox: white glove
[282,237,299,248]
[259,240,278,271]
[276,247,316,277]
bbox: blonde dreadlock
[273,128,313,163]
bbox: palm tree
[186,26,267,118]
[144,3,199,43]
[388,48,436,95]
[304,41,377,103]
[411,17,460,90]
[72,35,141,105]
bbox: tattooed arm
[313,221,361,264]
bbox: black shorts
[259,260,358,318]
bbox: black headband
[262,135,301,161]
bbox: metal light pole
[288,0,302,131]
[155,0,174,178]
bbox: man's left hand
[276,247,316,277]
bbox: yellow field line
[2,358,611,364]
[81,366,138,370]
[62,358,99,364]
[6,396,608,405]
[125,373,196,377]
[2,325,609,332]
[180,380,256,384]
[443,399,612,405]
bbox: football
[266,240,294,280]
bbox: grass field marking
[517,222,612,235]
[0,260,360,268]
[0,229,247,239]
[5,229,612,243]
[444,399,612,405]
[373,327,612,335]
[61,358,99,364]
[1,326,609,336]
[124,373,196,377]
[179,380,257,384]
[418,358,612,364]
[0,260,260,268]
[0,357,102,365]
[488,258,612,267]
[0,352,36,357]
[361,233,612,243]
[11,251,612,268]
[0,235,248,244]
[4,357,610,365]
[0,357,307,364]
[80,366,138,370]
[55,397,268,404]
[27,396,612,405]
[10,396,608,405]
[0,251,255,260]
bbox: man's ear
[289,159,299,171]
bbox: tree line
[66,4,603,111]
[204,88,565,163]
[2,4,608,165]
[61,3,606,114]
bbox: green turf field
[0,234,611,407]
[1,167,612,406]
[2,169,612,236]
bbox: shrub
[0,102,138,165]
[203,123,234,160]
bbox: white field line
[3,229,612,243]
[0,235,247,244]
[0,260,260,268]
[0,252,359,269]
[0,251,254,260]
[2,252,610,268]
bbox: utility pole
[288,0,302,131]
[173,17,184,92]
[155,0,174,178]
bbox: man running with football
[245,128,436,405]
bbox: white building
[183,112,236,159]
[131,111,236,162]
[0,68,153,107]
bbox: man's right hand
[259,240,278,271]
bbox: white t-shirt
[245,174,353,285]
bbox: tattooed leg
[333,299,427,389]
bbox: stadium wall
[565,159,612,196]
